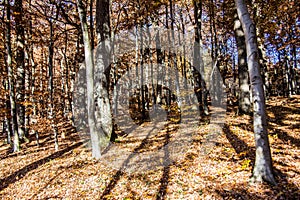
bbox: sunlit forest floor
[0,96,299,199]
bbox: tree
[47,3,59,151]
[235,0,276,185]
[95,0,113,140]
[233,13,251,114]
[193,0,206,116]
[77,0,105,158]
[5,0,19,152]
[14,0,27,143]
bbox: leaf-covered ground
[0,96,299,199]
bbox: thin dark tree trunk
[139,24,146,120]
[166,4,172,109]
[90,0,94,50]
[193,0,205,116]
[292,45,297,94]
[155,20,163,106]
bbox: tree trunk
[155,22,163,106]
[5,0,19,152]
[170,0,182,109]
[95,0,113,139]
[14,0,26,142]
[235,0,276,185]
[234,13,251,114]
[139,24,146,121]
[90,0,95,50]
[193,0,208,116]
[77,0,105,158]
[48,19,59,151]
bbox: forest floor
[0,95,299,199]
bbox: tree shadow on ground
[0,133,54,160]
[267,104,300,148]
[221,120,300,199]
[29,170,64,199]
[0,121,82,161]
[99,126,159,199]
[267,105,300,126]
[99,123,174,199]
[227,100,300,149]
[223,124,255,163]
[216,168,300,200]
[155,124,173,200]
[0,141,85,191]
[270,128,300,148]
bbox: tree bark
[48,19,59,151]
[14,0,26,142]
[170,0,182,109]
[77,0,105,158]
[235,0,276,185]
[95,0,113,139]
[234,13,251,114]
[193,0,208,116]
[5,0,19,152]
[90,0,95,50]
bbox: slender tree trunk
[169,0,181,110]
[24,29,30,142]
[5,0,19,151]
[235,0,276,185]
[179,9,190,104]
[193,0,207,116]
[234,13,251,114]
[63,28,73,120]
[4,97,12,145]
[139,24,146,120]
[255,5,271,99]
[2,2,11,144]
[155,22,163,106]
[90,0,95,50]
[30,49,38,146]
[165,4,172,110]
[14,0,26,142]
[27,0,38,145]
[292,45,297,94]
[48,20,59,151]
